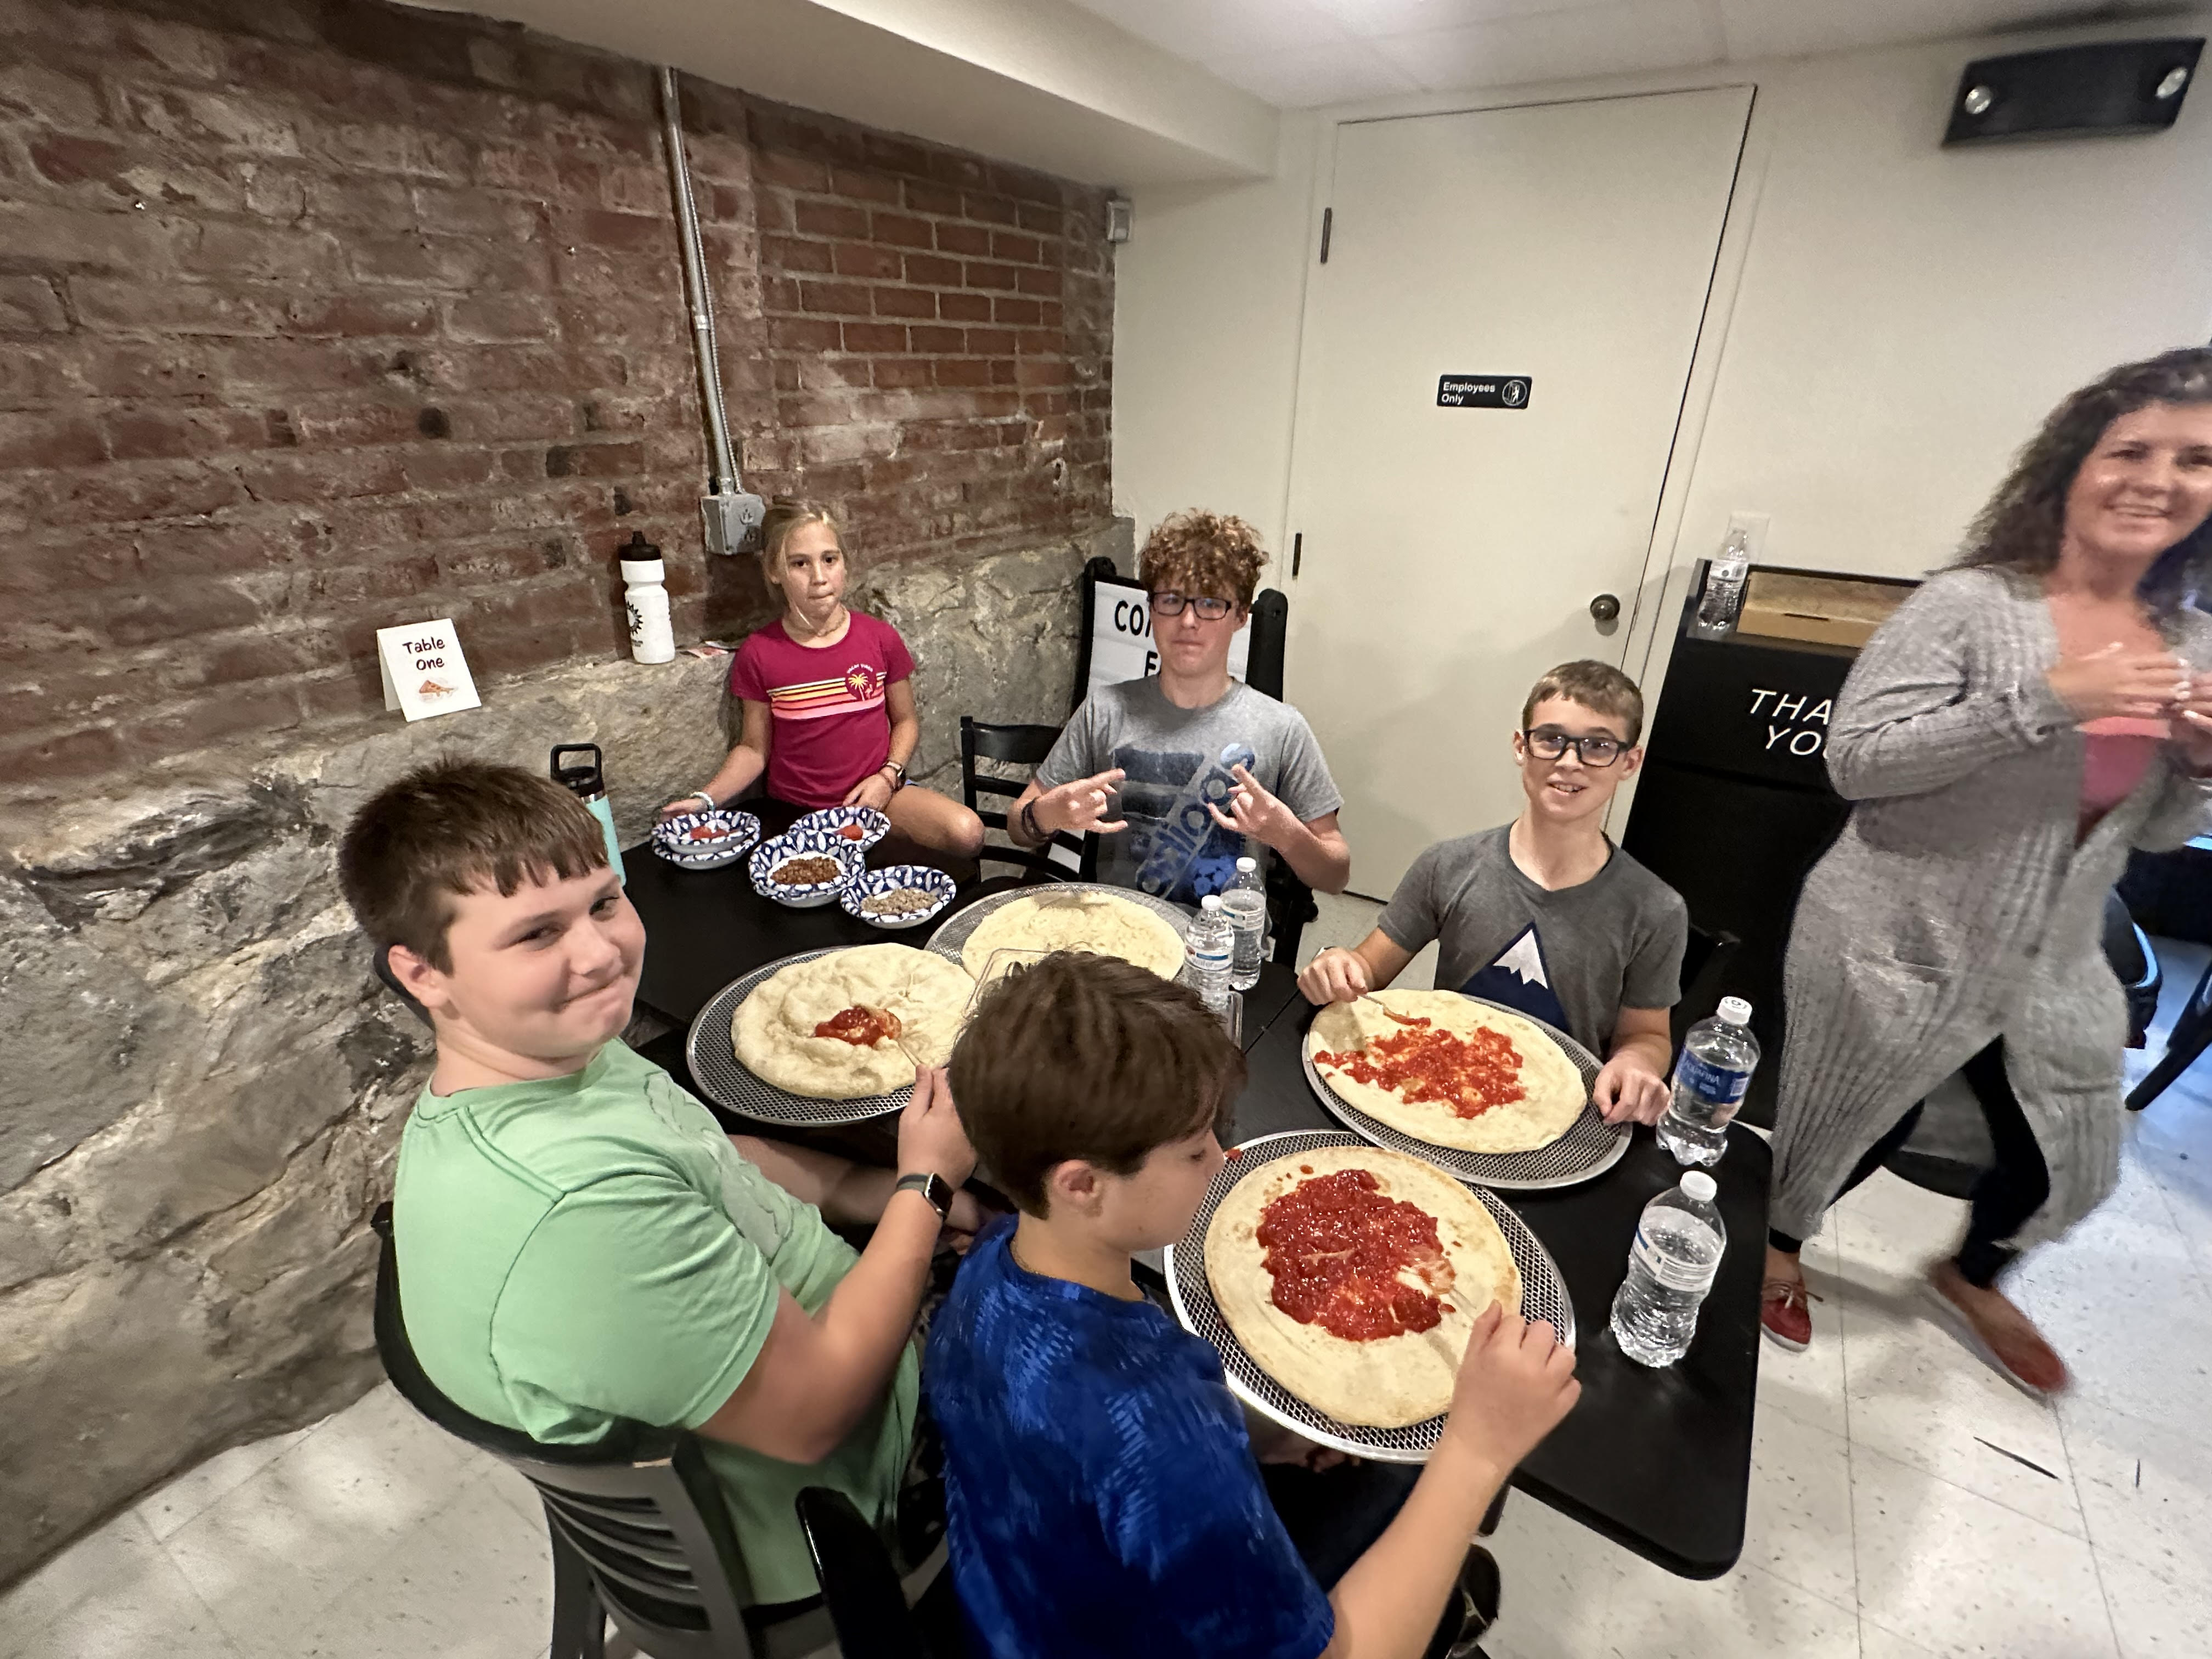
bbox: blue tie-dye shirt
[926,1218,1335,1659]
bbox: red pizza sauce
[839,822,868,841]
[1255,1168,1453,1341]
[815,1004,902,1047]
[1318,1017,1526,1119]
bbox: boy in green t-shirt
[338,759,979,1606]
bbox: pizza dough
[1306,991,1587,1154]
[1205,1145,1523,1428]
[732,945,974,1098]
[957,889,1186,981]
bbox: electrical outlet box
[1725,511,1771,561]
[702,492,768,557]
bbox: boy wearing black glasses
[1011,510,1350,904]
[1299,660,1686,1125]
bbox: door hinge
[1291,532,1303,578]
[1318,207,1332,264]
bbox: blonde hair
[758,498,842,595]
[1137,509,1268,611]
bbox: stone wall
[0,520,1117,1585]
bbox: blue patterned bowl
[748,830,862,907]
[650,809,760,870]
[791,804,891,852]
[838,864,957,930]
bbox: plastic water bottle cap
[1717,996,1752,1025]
[1201,894,1223,911]
[1680,1172,1718,1202]
[1236,856,1256,872]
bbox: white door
[1285,88,1751,894]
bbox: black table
[1231,1002,1767,1581]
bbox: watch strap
[894,1170,952,1221]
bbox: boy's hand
[1032,769,1129,837]
[1206,764,1297,848]
[1437,1304,1580,1479]
[1593,1053,1671,1124]
[896,1066,978,1190]
[1299,946,1371,1006]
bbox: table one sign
[377,618,482,723]
[1436,374,1532,410]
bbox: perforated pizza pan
[925,882,1190,964]
[1302,996,1629,1192]
[1164,1130,1576,1464]
[686,947,924,1127]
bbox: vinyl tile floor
[5,901,2208,1659]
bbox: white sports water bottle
[1657,996,1759,1168]
[1610,1171,1725,1367]
[1184,895,1234,1014]
[1696,526,1752,633]
[619,531,676,665]
[1223,856,1267,991]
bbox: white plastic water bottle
[1610,1171,1725,1367]
[1657,996,1759,1167]
[619,531,676,665]
[1185,894,1234,1013]
[1696,527,1752,633]
[1223,856,1267,991]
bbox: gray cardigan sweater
[1770,567,2212,1246]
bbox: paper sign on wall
[377,618,482,722]
[1085,579,1250,703]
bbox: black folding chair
[958,716,1098,882]
[1669,924,1741,1049]
[370,1205,930,1658]
[795,1489,964,1658]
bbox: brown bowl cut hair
[1137,509,1269,612]
[337,758,610,972]
[1521,659,1646,746]
[949,952,1247,1215]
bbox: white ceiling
[1064,0,2194,108]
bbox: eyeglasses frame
[1520,727,1630,768]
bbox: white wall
[1112,14,2212,663]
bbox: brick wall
[0,0,1114,790]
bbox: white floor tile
[1599,1556,1860,1659]
[1838,1293,2083,1539]
[137,1429,313,1543]
[162,1383,490,1657]
[1850,1441,2118,1659]
[0,1509,238,1659]
[479,1458,550,1530]
[1858,1622,1944,1659]
[1754,1253,1851,1442]
[250,1470,552,1659]
[2058,1395,2212,1587]
[2093,1550,2212,1659]
[1482,1491,1624,1659]
[1830,1170,1967,1283]
[1740,1404,1857,1607]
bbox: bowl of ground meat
[748,831,862,908]
[839,865,958,931]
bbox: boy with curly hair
[1012,509,1350,903]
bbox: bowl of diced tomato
[650,809,761,870]
[790,805,891,853]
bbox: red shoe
[1925,1261,2068,1396]
[1760,1277,1820,1352]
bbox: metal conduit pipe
[657,65,762,554]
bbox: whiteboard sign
[1085,580,1250,702]
[377,618,481,722]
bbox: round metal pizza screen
[925,882,1190,964]
[1164,1130,1577,1464]
[1304,996,1629,1190]
[685,947,917,1127]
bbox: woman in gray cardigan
[1762,349,2212,1394]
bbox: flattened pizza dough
[957,888,1185,981]
[1205,1145,1522,1428]
[733,945,973,1098]
[1306,991,1587,1154]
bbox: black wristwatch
[894,1171,954,1222]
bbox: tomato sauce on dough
[815,1004,902,1047]
[1256,1169,1453,1341]
[1318,1015,1526,1118]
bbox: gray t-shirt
[1037,679,1343,904]
[1378,826,1686,1056]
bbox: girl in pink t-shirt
[662,501,984,856]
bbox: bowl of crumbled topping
[839,865,958,930]
[748,831,862,907]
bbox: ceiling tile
[1063,0,1351,63]
[1369,0,1726,92]
[1206,41,1427,106]
[1308,0,1602,36]
[1711,0,2158,63]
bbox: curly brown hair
[1137,509,1269,611]
[1956,347,2212,613]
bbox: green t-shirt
[391,1039,919,1604]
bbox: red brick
[933,358,992,389]
[964,261,1019,291]
[839,321,904,353]
[991,232,1042,264]
[994,296,1043,326]
[903,180,961,216]
[872,286,934,320]
[902,252,961,287]
[832,241,903,280]
[763,234,832,273]
[100,407,263,461]
[966,328,1015,356]
[827,166,900,205]
[101,581,261,647]
[872,358,932,390]
[753,150,828,192]
[962,193,1018,226]
[935,222,990,257]
[0,411,105,471]
[1017,266,1064,297]
[793,199,869,239]
[869,212,933,249]
[122,681,305,757]
[0,723,128,781]
[938,291,992,323]
[906,324,963,354]
[799,280,871,315]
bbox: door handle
[1589,593,1621,623]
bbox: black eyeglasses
[1149,591,1235,620]
[1522,729,1626,767]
